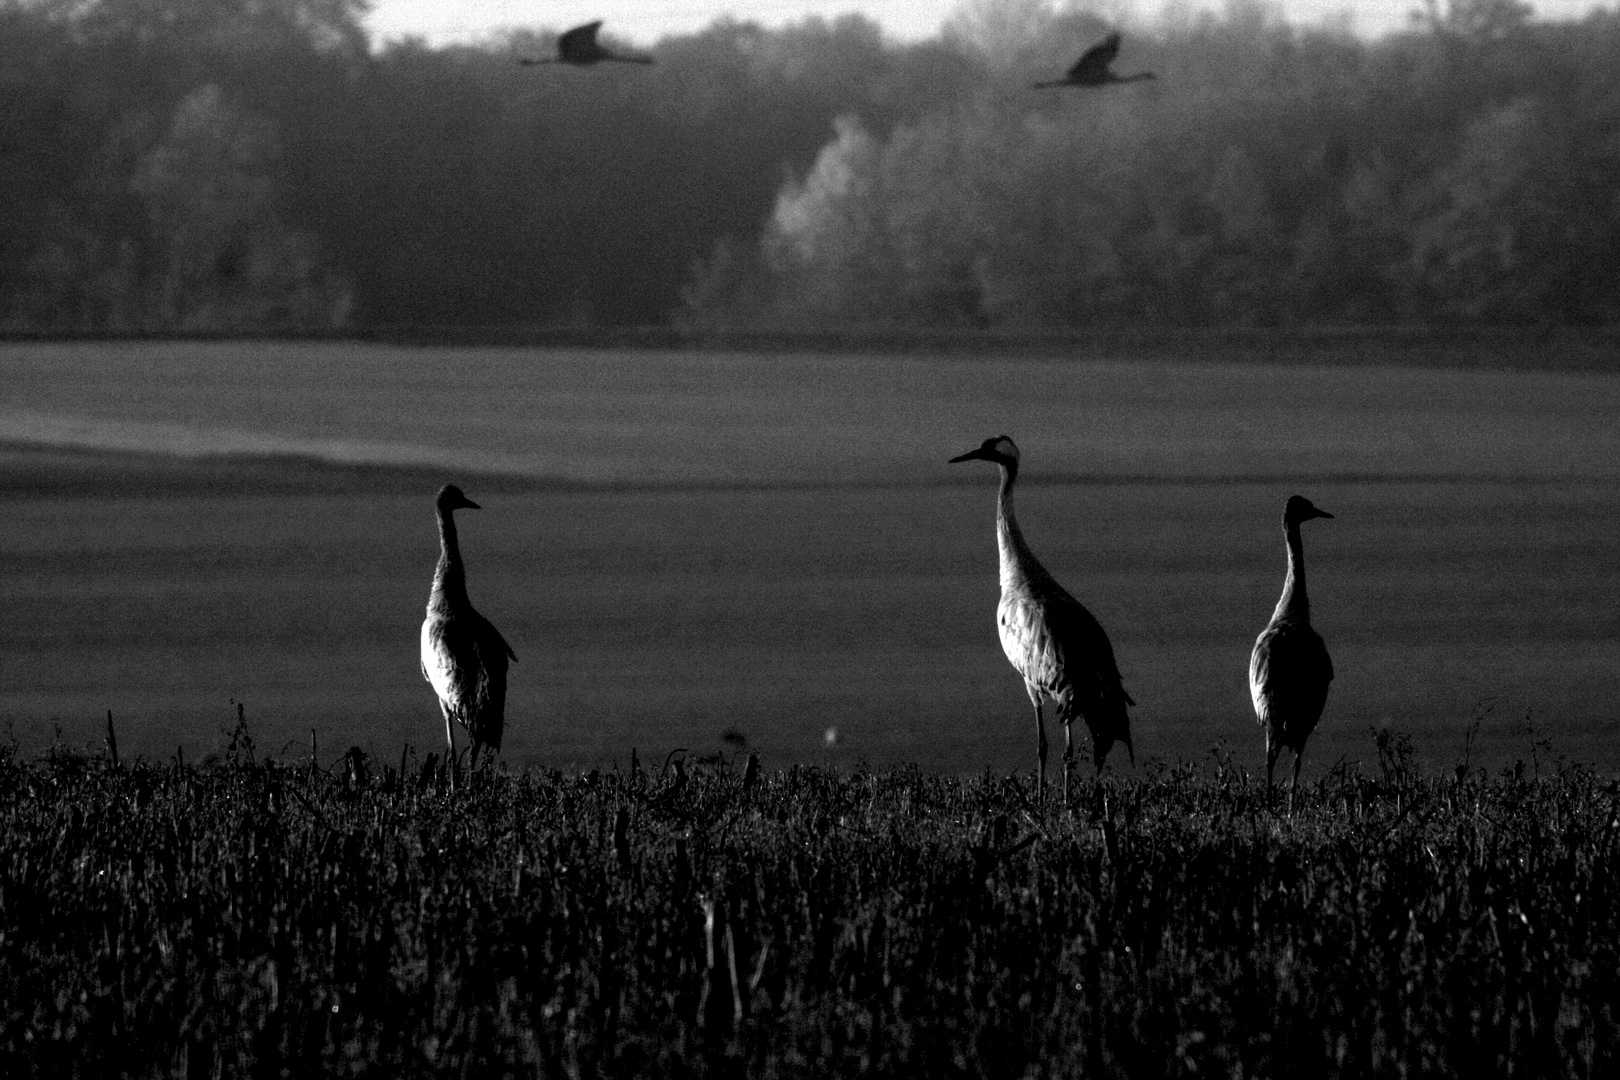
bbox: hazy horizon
[363,0,1615,50]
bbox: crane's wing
[481,613,518,664]
[421,615,464,704]
[1250,620,1333,737]
[421,611,514,749]
[1069,32,1121,82]
[561,20,603,46]
[999,591,1133,710]
[1048,594,1135,709]
[558,20,603,57]
[466,615,513,750]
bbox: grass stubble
[1,722,1615,1079]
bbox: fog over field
[2,341,1617,775]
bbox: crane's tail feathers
[470,725,504,753]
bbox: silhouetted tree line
[1,0,1617,333]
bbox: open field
[1,340,1617,775]
[2,750,1615,1076]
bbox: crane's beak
[1311,507,1333,520]
[464,499,482,510]
[948,449,987,464]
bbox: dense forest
[1,0,1617,333]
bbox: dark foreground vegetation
[2,733,1616,1077]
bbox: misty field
[1,339,1618,775]
[2,746,1616,1077]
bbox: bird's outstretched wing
[559,20,604,54]
[1069,32,1121,82]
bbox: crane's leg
[1062,720,1074,807]
[442,708,458,791]
[1265,732,1280,796]
[1030,693,1048,804]
[1289,747,1305,814]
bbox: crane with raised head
[519,21,654,67]
[950,435,1134,803]
[421,484,517,775]
[1035,32,1155,89]
[1250,495,1335,801]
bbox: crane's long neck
[1273,519,1309,622]
[994,460,1045,593]
[430,508,469,612]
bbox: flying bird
[950,436,1135,803]
[1035,32,1155,89]
[1250,495,1335,800]
[519,21,654,66]
[421,484,517,773]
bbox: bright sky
[363,0,1608,48]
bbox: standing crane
[950,436,1135,803]
[421,484,517,775]
[1034,32,1156,89]
[1250,495,1335,801]
[518,21,655,67]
